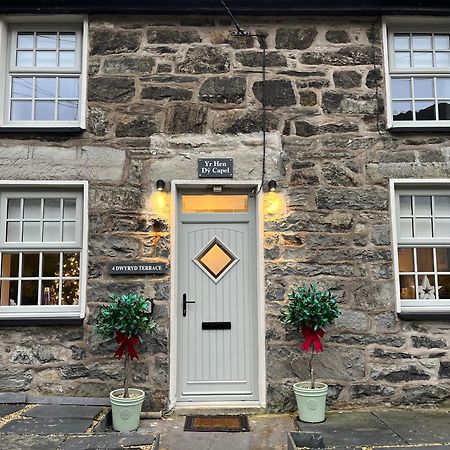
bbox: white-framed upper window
[0,181,88,319]
[391,179,450,314]
[0,15,87,129]
[383,17,450,129]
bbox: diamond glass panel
[196,239,236,280]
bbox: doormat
[184,414,250,432]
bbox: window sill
[398,311,450,321]
[0,317,84,326]
[0,127,84,134]
[389,126,450,133]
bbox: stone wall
[0,15,449,411]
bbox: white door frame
[169,180,266,408]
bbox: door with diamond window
[177,190,259,402]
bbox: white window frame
[0,181,88,319]
[0,15,88,130]
[383,16,450,130]
[390,178,450,314]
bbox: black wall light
[156,179,165,191]
[268,180,277,192]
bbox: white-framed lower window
[0,15,88,129]
[391,179,450,314]
[0,181,88,319]
[383,17,450,130]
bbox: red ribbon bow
[300,326,325,353]
[114,331,139,360]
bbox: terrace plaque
[108,262,167,275]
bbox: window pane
[438,275,450,299]
[43,198,60,219]
[391,78,411,98]
[412,34,432,49]
[400,218,413,238]
[435,218,450,237]
[436,52,450,68]
[17,33,34,49]
[22,253,40,277]
[435,196,450,215]
[414,218,433,238]
[16,50,33,67]
[43,222,60,242]
[36,51,57,67]
[413,52,433,67]
[11,101,32,121]
[35,101,55,121]
[417,274,436,299]
[59,78,79,98]
[436,248,450,271]
[417,248,434,272]
[394,34,410,50]
[62,280,79,305]
[63,252,80,277]
[399,274,416,299]
[59,51,75,67]
[437,78,450,98]
[12,78,33,98]
[435,35,450,50]
[41,281,59,305]
[399,195,413,215]
[1,253,19,277]
[35,77,56,98]
[7,199,21,219]
[36,33,57,49]
[21,280,38,305]
[6,222,20,242]
[22,222,41,242]
[23,199,41,219]
[0,280,19,306]
[59,32,76,49]
[438,102,450,120]
[415,196,432,215]
[415,101,436,120]
[63,199,76,219]
[63,222,76,241]
[398,247,414,272]
[414,78,434,98]
[392,101,413,121]
[43,253,60,277]
[394,51,411,68]
[58,101,78,121]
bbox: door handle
[183,293,196,317]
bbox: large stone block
[350,384,395,399]
[0,368,32,391]
[89,186,144,212]
[412,336,447,349]
[268,261,355,277]
[326,30,351,43]
[333,70,362,88]
[322,91,378,114]
[316,188,388,211]
[395,385,450,405]
[236,51,287,67]
[141,85,192,101]
[165,104,208,133]
[86,280,145,303]
[116,115,159,137]
[210,31,254,49]
[199,77,246,104]
[439,362,450,379]
[253,80,296,107]
[295,120,358,137]
[86,107,108,136]
[371,365,431,382]
[371,224,391,245]
[334,310,369,332]
[90,29,142,54]
[329,334,406,347]
[103,55,155,75]
[301,46,381,65]
[275,27,318,49]
[89,235,141,257]
[178,46,230,74]
[147,28,201,44]
[88,77,135,103]
[213,110,280,134]
[353,282,395,310]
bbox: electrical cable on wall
[219,0,267,194]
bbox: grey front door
[177,190,259,402]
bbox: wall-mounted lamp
[268,180,277,192]
[156,179,165,191]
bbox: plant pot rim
[110,388,145,400]
[293,381,328,391]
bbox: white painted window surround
[0,15,88,129]
[383,17,450,130]
[391,179,450,314]
[0,181,88,320]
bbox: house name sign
[198,158,233,178]
[108,262,167,275]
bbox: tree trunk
[124,350,131,398]
[309,349,315,389]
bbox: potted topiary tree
[95,292,157,432]
[280,283,341,423]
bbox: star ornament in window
[417,275,441,300]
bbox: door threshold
[174,401,265,416]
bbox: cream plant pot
[293,381,328,423]
[109,388,145,432]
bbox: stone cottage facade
[0,1,450,412]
